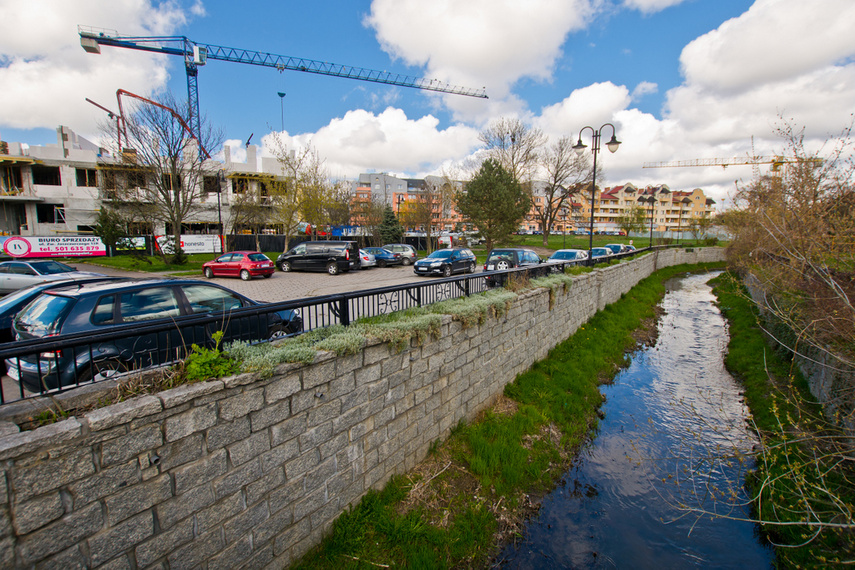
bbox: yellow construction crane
[643,155,821,172]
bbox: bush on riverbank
[290,262,724,569]
[712,272,855,567]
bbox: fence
[0,249,645,406]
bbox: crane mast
[79,26,488,141]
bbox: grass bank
[290,261,724,569]
[711,273,855,567]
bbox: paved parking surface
[74,261,477,303]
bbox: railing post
[465,276,471,297]
[339,296,350,326]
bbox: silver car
[358,249,377,269]
[382,244,418,265]
[0,260,106,295]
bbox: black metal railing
[0,248,654,406]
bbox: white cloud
[260,107,481,179]
[680,0,855,94]
[0,0,198,134]
[535,82,632,141]
[364,0,597,120]
[631,81,658,100]
[622,0,687,14]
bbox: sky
[2,0,855,207]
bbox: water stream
[495,271,774,569]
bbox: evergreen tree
[379,204,403,244]
[455,159,531,251]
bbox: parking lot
[75,260,476,302]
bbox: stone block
[302,360,335,390]
[209,534,254,570]
[223,500,269,543]
[0,418,82,462]
[166,528,224,569]
[85,396,162,432]
[218,388,264,422]
[153,432,203,471]
[88,510,153,567]
[134,517,193,567]
[16,502,102,565]
[172,449,227,495]
[252,505,293,546]
[195,492,243,535]
[264,373,301,403]
[213,457,262,499]
[68,460,139,508]
[11,491,64,535]
[105,474,171,525]
[270,415,306,448]
[206,416,250,451]
[228,430,271,467]
[284,450,320,480]
[156,484,214,530]
[163,403,217,443]
[260,440,300,473]
[249,399,291,432]
[246,467,284,506]
[354,362,381,386]
[101,424,163,467]
[13,448,95,501]
[306,400,341,428]
[297,422,333,451]
[157,381,223,409]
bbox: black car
[413,248,477,277]
[483,248,543,286]
[277,241,358,275]
[363,247,403,268]
[5,279,302,391]
[0,276,125,344]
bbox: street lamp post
[573,124,621,264]
[638,195,656,247]
[216,169,225,237]
[560,207,567,249]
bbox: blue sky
[2,0,854,205]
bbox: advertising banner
[0,236,107,258]
[155,234,223,255]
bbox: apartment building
[0,126,281,237]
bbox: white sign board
[155,235,222,255]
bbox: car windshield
[28,261,75,275]
[15,294,74,336]
[247,253,269,262]
[487,251,515,263]
[550,252,573,260]
[426,250,453,259]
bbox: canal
[494,271,775,568]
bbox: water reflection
[495,272,774,569]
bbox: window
[203,176,219,195]
[76,168,97,187]
[182,284,244,314]
[55,207,66,223]
[120,288,181,322]
[233,178,248,194]
[161,174,181,190]
[91,296,116,325]
[37,203,58,223]
[32,165,61,186]
[128,170,147,188]
[1,165,23,193]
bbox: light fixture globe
[572,139,587,156]
[606,135,621,153]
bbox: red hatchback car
[202,251,275,280]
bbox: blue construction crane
[79,26,488,141]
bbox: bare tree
[398,175,455,253]
[479,117,546,185]
[102,92,223,263]
[533,136,593,246]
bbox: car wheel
[280,261,291,272]
[377,260,387,268]
[267,325,288,341]
[496,260,511,270]
[327,262,339,275]
[468,261,476,273]
[442,264,452,277]
[240,269,251,281]
[402,257,412,266]
[204,267,213,279]
[78,359,124,383]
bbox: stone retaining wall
[0,248,725,568]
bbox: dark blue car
[5,279,302,391]
[363,247,403,268]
